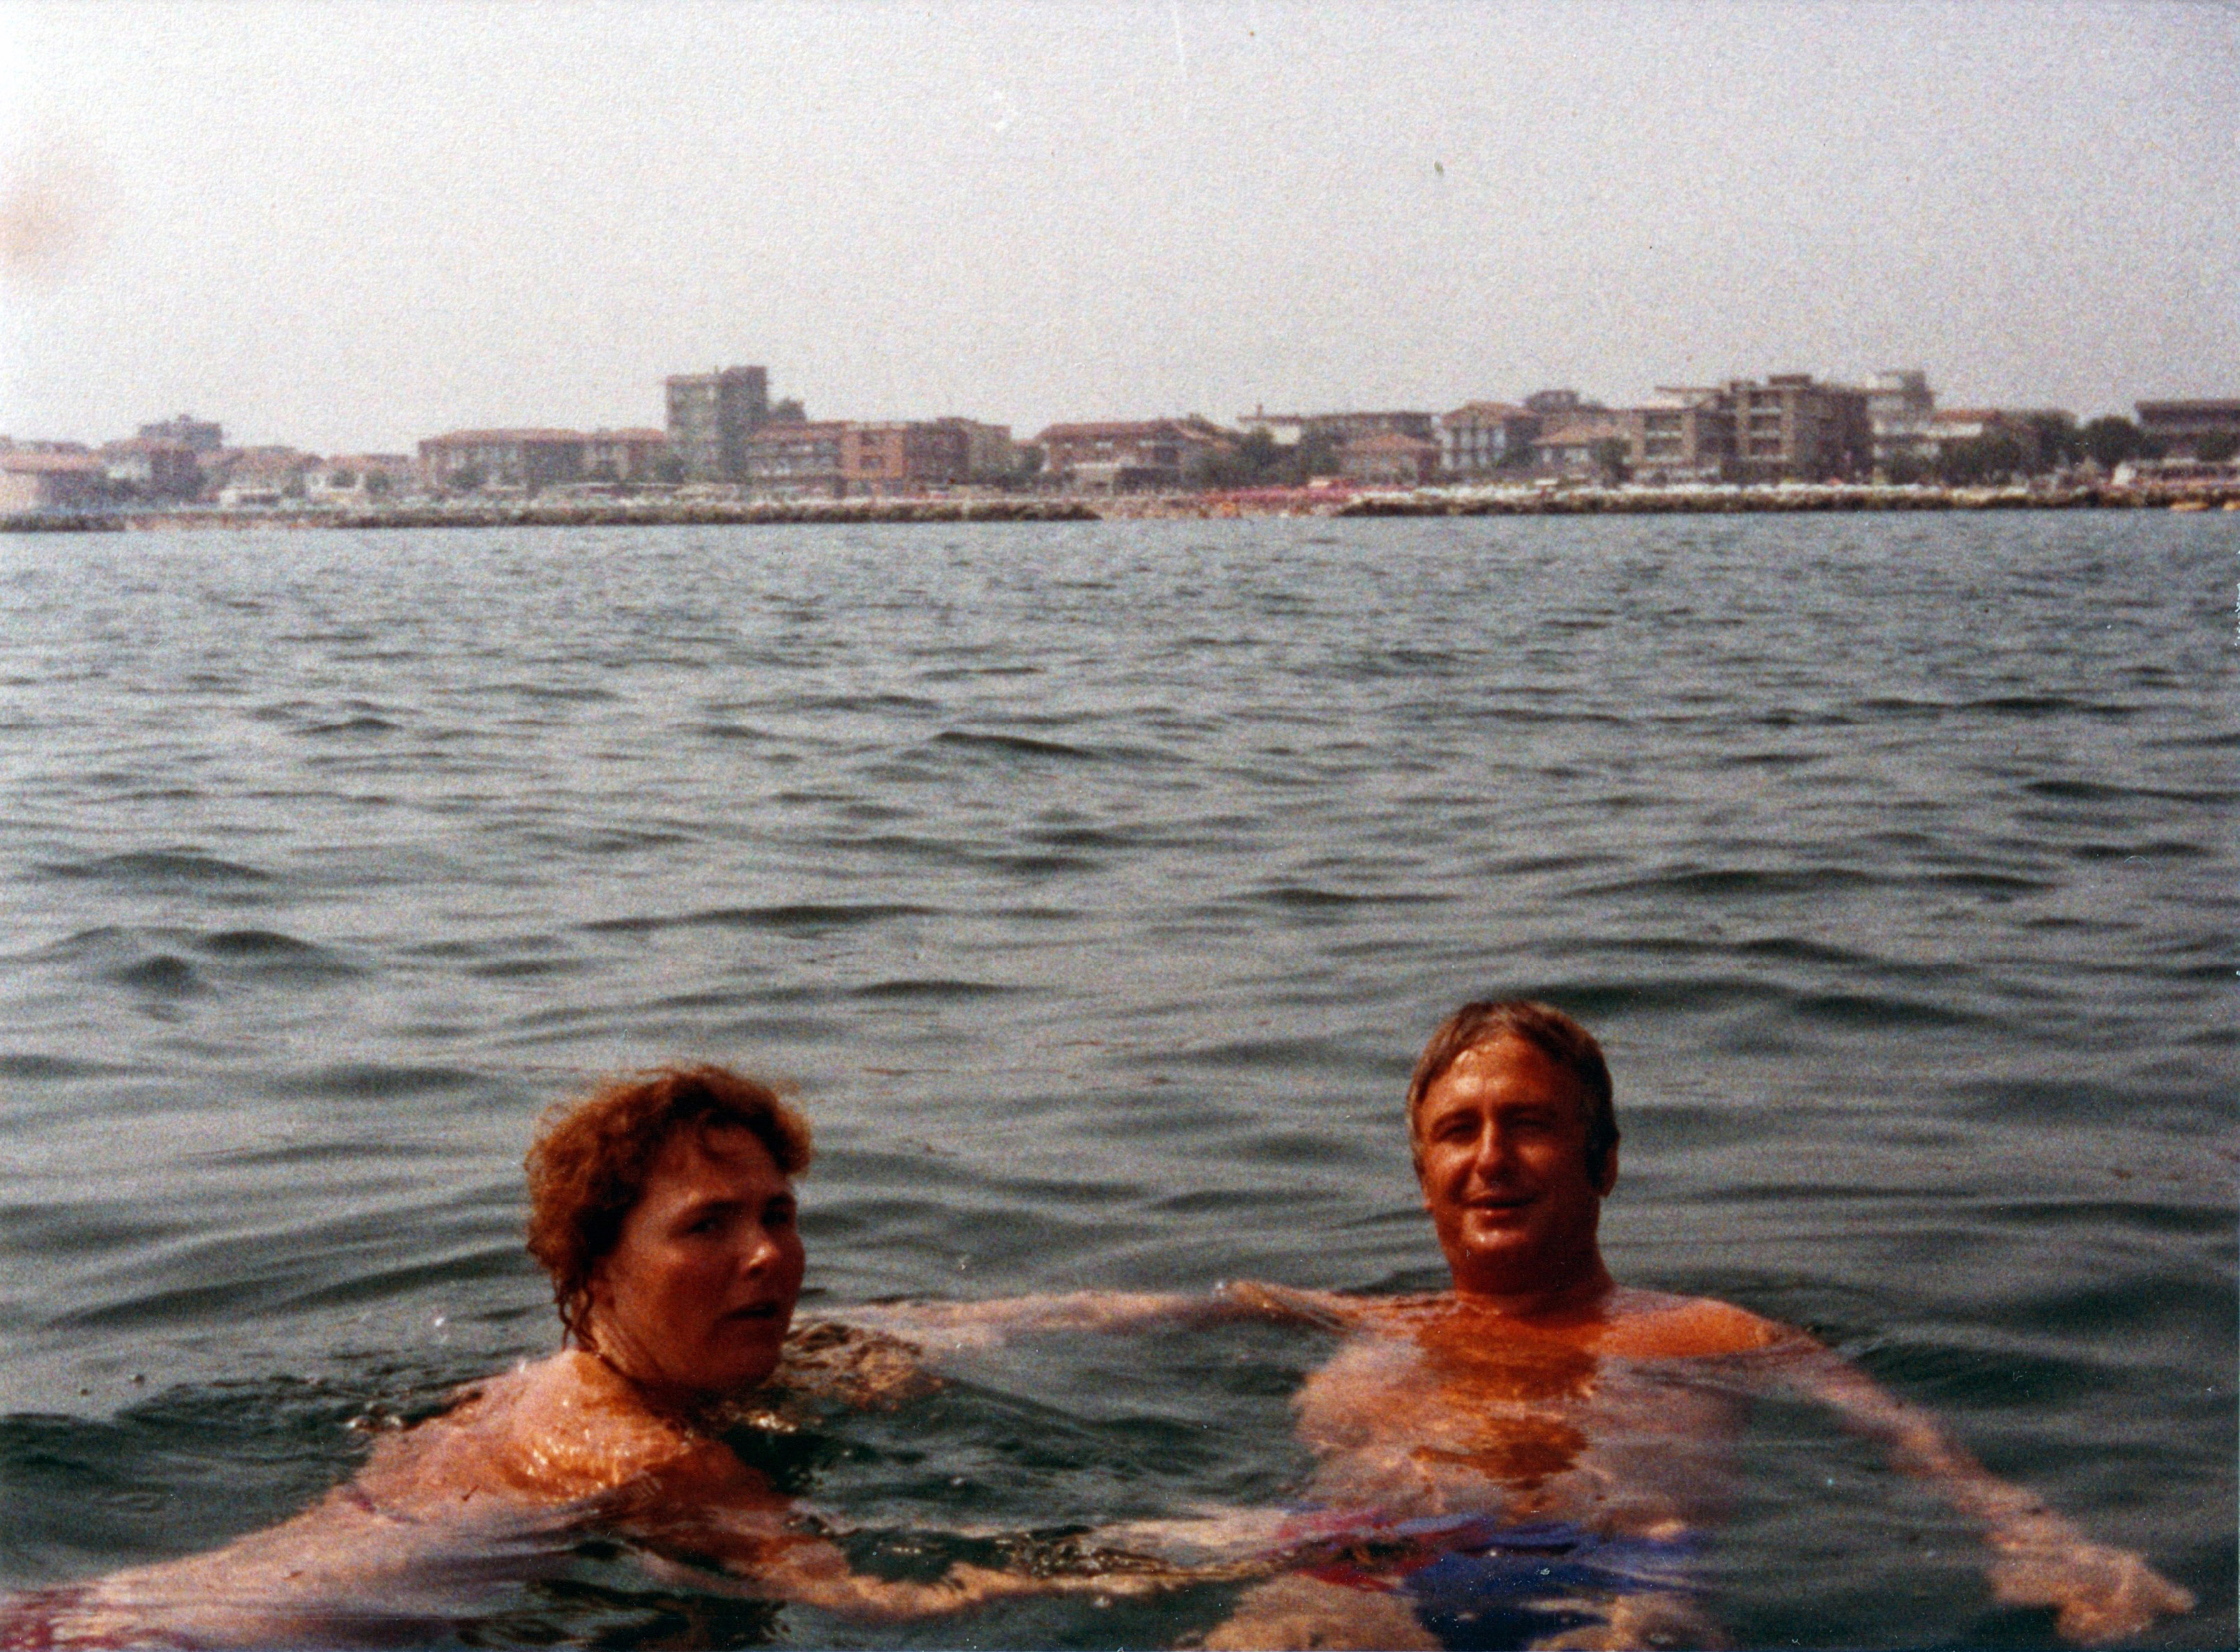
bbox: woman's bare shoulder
[357,1351,729,1511]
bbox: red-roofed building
[1035,418,1235,491]
[100,437,203,500]
[0,451,109,511]
[307,454,417,501]
[1534,413,1643,477]
[2135,399,2240,458]
[581,429,672,484]
[208,445,321,505]
[1340,431,1441,488]
[1238,409,1437,447]
[1439,403,1541,476]
[746,420,848,498]
[418,429,587,491]
[841,421,964,493]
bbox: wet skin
[871,1034,2197,1645]
[1410,1034,1620,1311]
[13,1127,1141,1647]
[1281,1287,1785,1531]
[1277,1034,1787,1526]
[1203,1034,2194,1644]
[584,1128,807,1401]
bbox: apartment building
[1035,418,1235,491]
[136,414,225,453]
[2135,399,2240,458]
[100,437,203,499]
[746,420,848,498]
[838,418,1012,493]
[581,428,672,483]
[1634,388,1735,480]
[947,418,1017,482]
[1865,371,1937,468]
[1438,403,1541,475]
[665,366,769,483]
[1534,411,1644,476]
[418,429,587,491]
[0,451,108,511]
[1341,432,1441,488]
[1238,409,1438,448]
[1727,375,1872,481]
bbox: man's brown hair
[524,1064,812,1344]
[1406,1001,1618,1183]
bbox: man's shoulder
[1598,1289,1806,1357]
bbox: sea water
[0,513,2230,1647]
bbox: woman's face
[586,1125,805,1398]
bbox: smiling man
[1188,1002,2198,1649]
[867,1002,2197,1649]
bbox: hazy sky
[1,1,2233,453]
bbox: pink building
[0,452,109,511]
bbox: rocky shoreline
[3,482,2234,535]
[1334,482,2240,517]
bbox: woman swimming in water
[5,1066,1149,1647]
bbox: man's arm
[1779,1342,2193,1644]
[833,1286,1317,1351]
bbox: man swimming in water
[855,1001,2196,1649]
[3,1066,1164,1648]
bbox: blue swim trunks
[1296,1513,1697,1651]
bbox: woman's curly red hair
[524,1064,812,1344]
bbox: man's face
[1412,1034,1614,1301]
[588,1126,805,1398]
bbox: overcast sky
[1,1,2232,453]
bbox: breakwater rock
[317,498,1101,530]
[0,512,125,535]
[3,498,1097,534]
[1336,483,2240,517]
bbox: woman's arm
[629,1447,1187,1623]
[1778,1343,2193,1644]
[694,1525,1175,1622]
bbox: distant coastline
[3,480,2235,534]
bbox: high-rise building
[664,366,768,482]
[137,414,225,452]
[1728,375,1871,481]
[1866,371,1938,469]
